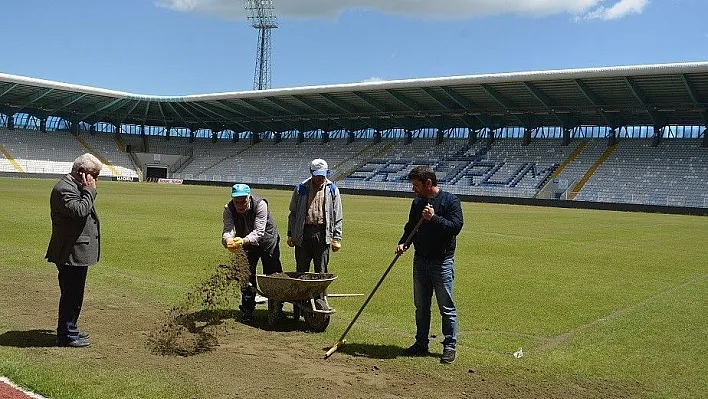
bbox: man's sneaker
[239,305,254,322]
[402,343,429,357]
[57,338,91,348]
[440,348,456,364]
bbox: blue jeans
[413,255,457,350]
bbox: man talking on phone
[46,153,103,347]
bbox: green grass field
[0,177,706,398]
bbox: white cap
[310,158,328,176]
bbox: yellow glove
[286,237,295,247]
[226,237,244,252]
[331,239,341,252]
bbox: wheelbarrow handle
[324,216,425,359]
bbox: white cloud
[154,0,649,20]
[360,76,385,83]
[585,0,648,20]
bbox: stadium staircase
[74,135,121,177]
[332,141,379,181]
[567,143,618,200]
[549,140,588,180]
[0,144,24,172]
[535,140,587,198]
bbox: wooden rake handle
[324,216,425,359]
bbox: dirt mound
[146,249,250,356]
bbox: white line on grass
[532,273,707,353]
[0,377,50,399]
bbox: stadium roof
[1,62,707,134]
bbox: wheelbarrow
[256,272,337,332]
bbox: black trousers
[241,239,283,312]
[56,264,88,341]
[295,225,330,273]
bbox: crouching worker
[222,183,283,322]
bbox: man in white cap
[222,183,283,322]
[287,159,343,275]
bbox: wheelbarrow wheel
[304,298,330,332]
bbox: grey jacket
[287,178,342,246]
[45,174,101,266]
[222,194,279,250]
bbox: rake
[324,216,425,359]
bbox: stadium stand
[172,139,374,185]
[1,126,706,208]
[0,128,139,178]
[574,139,708,207]
[1,62,706,210]
[339,139,574,199]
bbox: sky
[1,0,706,95]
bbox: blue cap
[231,183,251,197]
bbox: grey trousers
[295,225,330,273]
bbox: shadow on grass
[176,308,239,332]
[245,309,314,333]
[149,307,316,357]
[336,342,439,359]
[0,329,56,348]
[148,308,239,357]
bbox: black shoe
[241,311,253,322]
[240,311,254,322]
[440,348,456,364]
[239,305,254,322]
[57,338,91,348]
[402,343,429,357]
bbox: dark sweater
[398,190,464,260]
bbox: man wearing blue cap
[287,158,343,274]
[222,183,283,322]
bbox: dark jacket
[399,190,463,260]
[223,194,279,250]
[45,174,101,266]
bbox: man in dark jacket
[46,153,103,348]
[396,165,464,364]
[222,184,283,322]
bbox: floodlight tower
[244,0,278,90]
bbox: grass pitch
[0,177,705,399]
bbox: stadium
[0,3,707,399]
[1,62,707,213]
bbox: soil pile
[269,272,336,280]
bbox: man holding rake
[396,165,463,364]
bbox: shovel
[324,216,425,359]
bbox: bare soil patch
[0,265,644,399]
